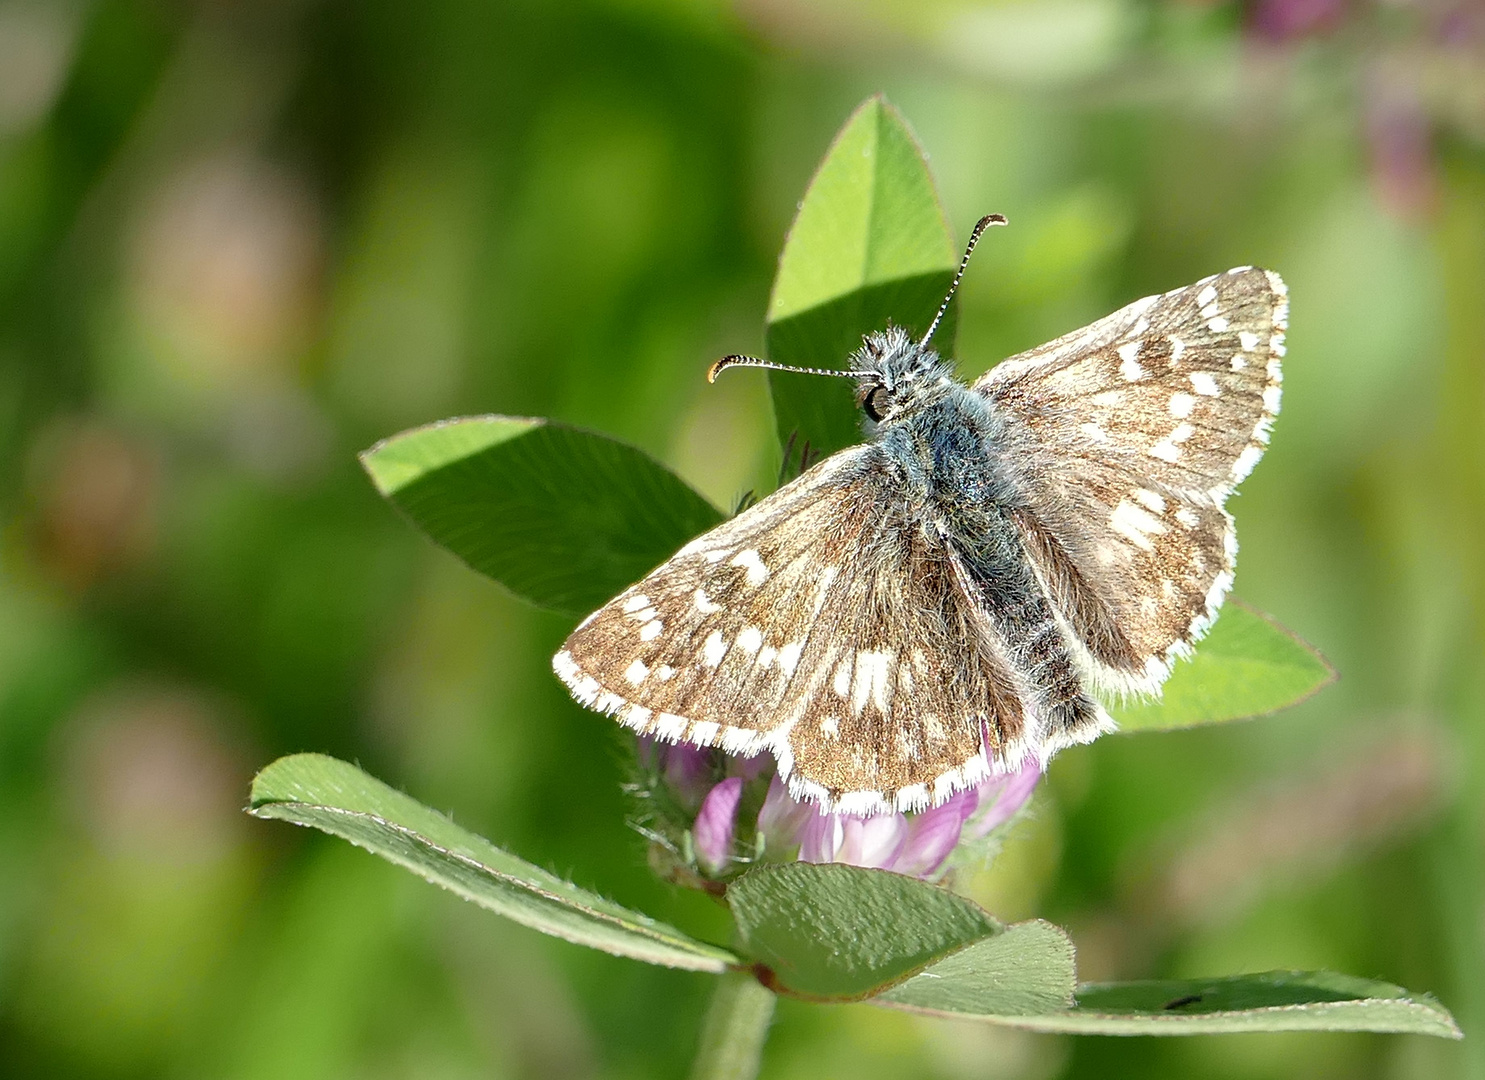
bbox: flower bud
[630,738,1041,886]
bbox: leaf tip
[357,442,396,497]
[359,415,546,498]
[247,751,337,811]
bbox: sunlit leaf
[765,95,959,462]
[1111,602,1335,732]
[250,754,738,972]
[883,968,1460,1037]
[727,863,999,1001]
[361,416,722,615]
[874,919,1077,1015]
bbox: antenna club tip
[706,356,736,383]
[980,213,1008,228]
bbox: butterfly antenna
[707,354,862,383]
[920,213,1007,347]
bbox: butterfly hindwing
[554,446,1030,813]
[976,267,1286,689]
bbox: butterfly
[554,215,1285,815]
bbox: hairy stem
[689,970,776,1080]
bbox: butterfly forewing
[554,447,1028,813]
[976,267,1286,689]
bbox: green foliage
[726,863,1000,1000]
[248,755,1461,1037]
[361,417,722,615]
[885,955,1457,1036]
[765,96,959,461]
[875,920,1077,1016]
[1110,602,1336,731]
[1047,972,1461,1037]
[249,754,737,972]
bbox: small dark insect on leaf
[1163,993,1205,1010]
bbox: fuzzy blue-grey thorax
[850,326,1021,511]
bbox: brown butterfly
[555,216,1286,815]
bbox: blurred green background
[2,0,1483,1077]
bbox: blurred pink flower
[694,776,746,874]
[636,737,1041,884]
[1249,0,1348,42]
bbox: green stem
[688,969,776,1080]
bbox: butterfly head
[851,326,953,424]
[706,213,1008,421]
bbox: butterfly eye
[862,385,891,422]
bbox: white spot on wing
[1190,371,1219,397]
[1207,316,1230,332]
[1197,284,1218,307]
[624,659,649,685]
[736,626,763,654]
[730,549,768,586]
[832,656,852,698]
[851,650,895,715]
[656,664,676,681]
[1175,506,1200,528]
[702,631,726,667]
[1149,440,1180,462]
[621,595,651,614]
[1117,341,1143,381]
[1170,337,1186,363]
[1080,422,1110,444]
[1239,330,1260,350]
[1110,499,1167,551]
[639,620,663,641]
[1134,488,1166,513]
[694,589,722,614]
[1169,392,1195,418]
[777,642,803,677]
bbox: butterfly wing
[974,266,1287,692]
[554,446,1031,813]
